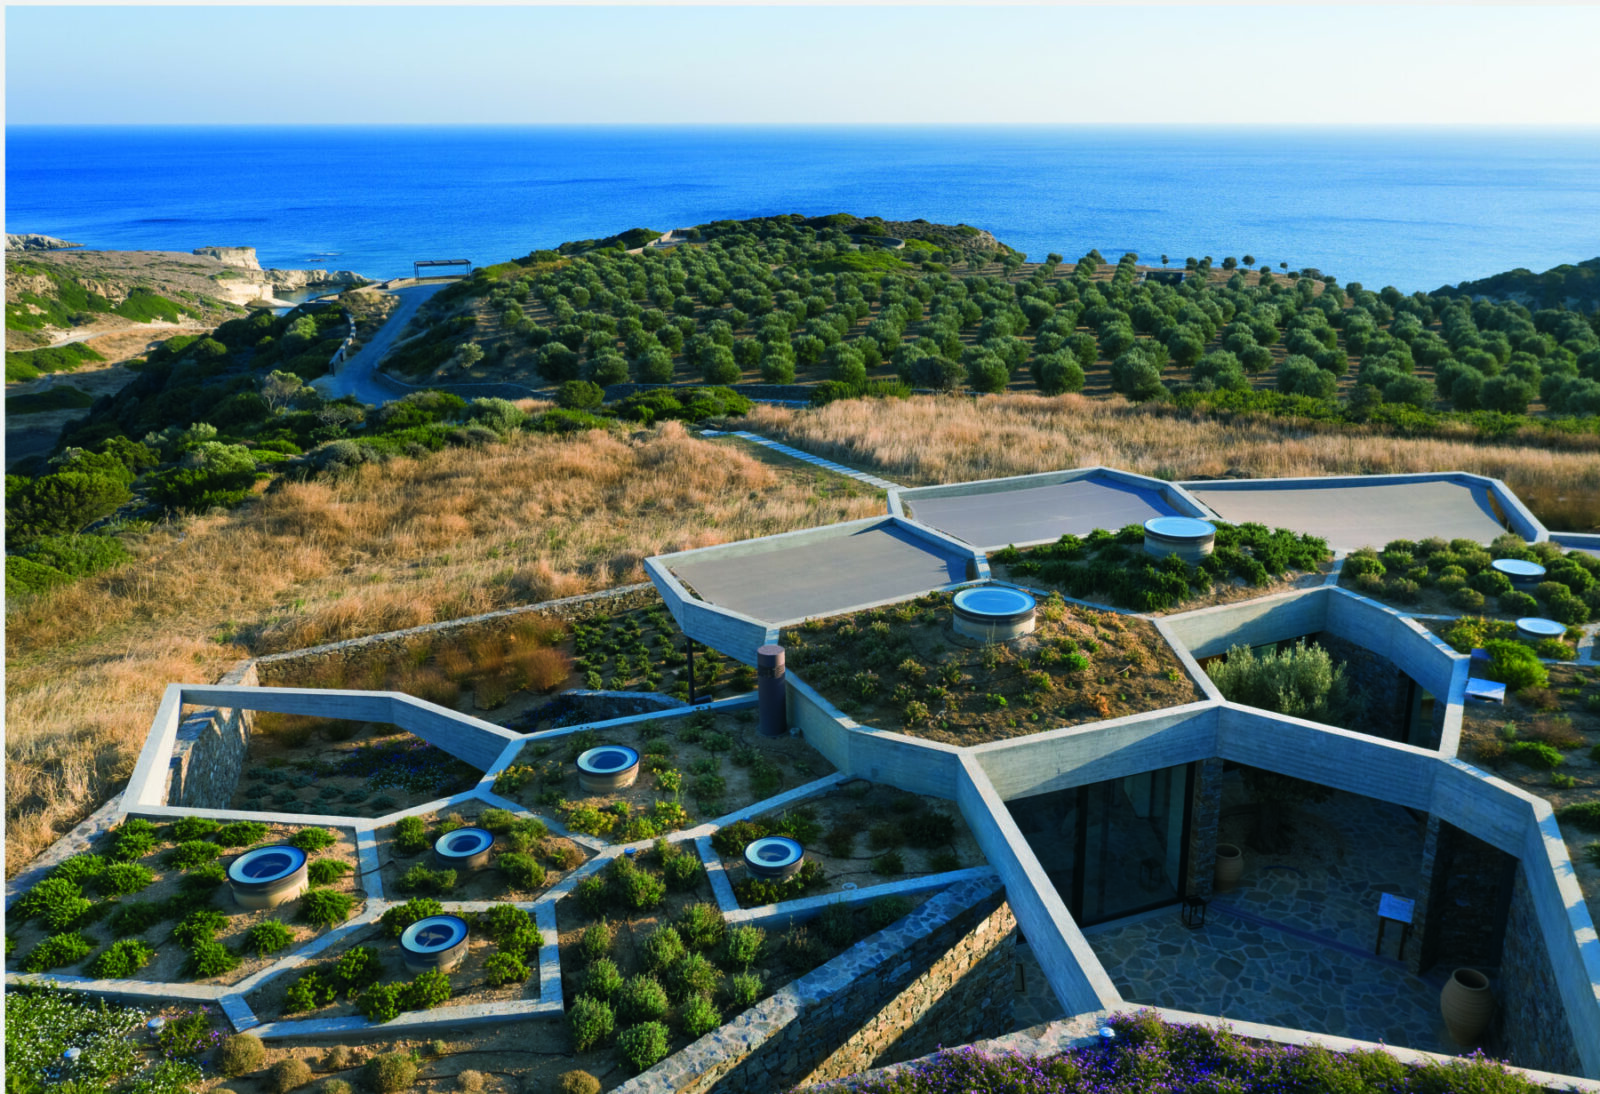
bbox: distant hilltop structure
[6,233,82,252]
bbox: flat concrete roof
[1186,480,1507,554]
[904,475,1179,550]
[668,523,969,624]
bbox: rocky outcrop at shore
[194,245,262,271]
[7,234,83,252]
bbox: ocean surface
[6,126,1599,292]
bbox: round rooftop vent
[399,914,470,973]
[1144,517,1217,561]
[1492,558,1546,588]
[743,836,805,880]
[952,585,1037,642]
[1515,617,1566,643]
[227,845,308,911]
[576,745,640,793]
[434,826,495,869]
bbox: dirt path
[312,282,452,406]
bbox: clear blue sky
[8,5,1600,126]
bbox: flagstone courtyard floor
[1013,780,1463,1056]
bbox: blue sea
[6,126,1599,293]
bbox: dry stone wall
[613,879,1014,1094]
[1494,865,1583,1076]
[797,896,1017,1086]
[165,660,259,808]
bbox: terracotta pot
[1441,968,1493,1045]
[1214,843,1243,892]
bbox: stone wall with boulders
[1494,864,1583,1076]
[613,879,1015,1094]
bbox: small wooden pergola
[413,258,472,280]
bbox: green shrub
[733,860,826,906]
[1505,741,1565,769]
[617,975,670,1023]
[110,900,163,935]
[1484,639,1549,692]
[402,968,452,1010]
[392,816,429,855]
[481,903,535,945]
[568,994,615,1052]
[290,828,338,854]
[669,952,723,1002]
[212,820,270,847]
[184,939,240,978]
[617,1021,671,1072]
[245,920,296,956]
[301,889,355,927]
[308,859,353,886]
[399,864,458,895]
[725,970,763,1007]
[1207,641,1361,726]
[171,908,227,945]
[167,841,222,869]
[18,877,92,930]
[679,993,722,1037]
[575,874,610,917]
[358,984,405,1023]
[95,861,156,897]
[872,850,906,876]
[1500,590,1540,616]
[1557,802,1600,831]
[218,1033,268,1078]
[643,925,686,973]
[663,849,703,891]
[676,902,725,951]
[585,957,624,1000]
[325,1081,354,1094]
[579,919,613,961]
[483,951,530,987]
[557,1072,601,1094]
[616,864,667,911]
[111,818,161,861]
[172,816,221,841]
[723,924,765,969]
[363,1053,417,1093]
[332,946,383,993]
[23,931,94,971]
[497,852,547,890]
[284,972,336,1013]
[381,897,444,937]
[49,853,106,884]
[271,1058,314,1094]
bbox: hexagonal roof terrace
[1184,476,1510,553]
[664,517,975,625]
[897,470,1184,552]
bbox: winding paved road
[312,282,451,406]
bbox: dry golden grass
[743,395,1600,530]
[4,422,882,872]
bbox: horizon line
[10,121,1600,130]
